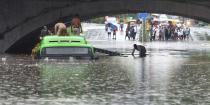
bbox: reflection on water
[1,48,210,104]
[39,58,133,98]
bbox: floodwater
[1,41,210,105]
[1,24,210,105]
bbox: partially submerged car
[32,35,95,59]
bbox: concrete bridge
[0,0,210,53]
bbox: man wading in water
[132,44,147,57]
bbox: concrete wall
[0,0,210,53]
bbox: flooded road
[1,24,210,104]
[1,42,210,105]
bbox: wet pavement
[1,24,210,105]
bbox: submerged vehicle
[32,35,95,59]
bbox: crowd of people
[125,22,138,40]
[106,24,118,40]
[40,14,83,39]
[105,19,191,42]
[41,15,191,43]
[105,21,138,40]
[149,21,191,41]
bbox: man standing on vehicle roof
[54,22,67,36]
[40,26,53,39]
[71,14,83,35]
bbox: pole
[142,20,144,43]
[143,19,146,43]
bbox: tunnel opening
[4,12,210,54]
[4,16,76,54]
[1,0,210,54]
[5,28,41,54]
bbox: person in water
[132,44,146,57]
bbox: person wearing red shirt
[71,14,83,35]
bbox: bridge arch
[1,0,210,53]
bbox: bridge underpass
[2,1,210,104]
[1,0,210,54]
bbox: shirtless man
[54,22,67,36]
[71,14,83,35]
